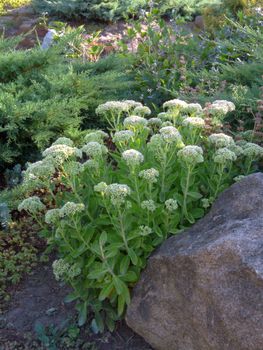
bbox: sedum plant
[18,99,263,332]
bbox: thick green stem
[182,165,192,221]
[118,209,129,252]
[214,164,224,198]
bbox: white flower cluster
[148,118,162,128]
[83,159,100,171]
[123,115,148,129]
[60,202,85,217]
[139,168,159,184]
[105,183,131,207]
[177,145,204,165]
[122,100,142,109]
[159,126,182,143]
[63,161,84,176]
[165,199,178,212]
[43,144,79,163]
[52,259,80,281]
[201,198,210,209]
[52,259,70,281]
[18,196,45,214]
[228,144,244,157]
[67,263,81,279]
[141,200,156,212]
[113,130,134,144]
[94,182,108,193]
[158,112,169,120]
[234,175,246,182]
[82,142,108,159]
[161,121,173,127]
[163,99,188,110]
[45,208,61,225]
[213,148,237,164]
[96,101,130,115]
[52,137,74,147]
[182,117,205,128]
[24,160,55,180]
[122,149,144,167]
[84,130,108,144]
[242,143,263,159]
[133,106,151,116]
[208,133,235,148]
[147,134,166,163]
[139,225,152,236]
[183,103,202,114]
[205,100,235,115]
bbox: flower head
[139,225,152,236]
[208,133,235,148]
[213,148,237,164]
[94,182,108,194]
[165,199,178,212]
[139,168,159,184]
[96,101,129,115]
[82,142,108,159]
[182,117,205,128]
[205,100,235,115]
[43,144,78,163]
[83,159,100,171]
[123,115,148,129]
[163,99,188,110]
[122,100,142,109]
[183,103,202,114]
[45,208,61,225]
[112,130,134,144]
[18,196,45,214]
[234,175,246,182]
[158,112,170,120]
[24,160,55,179]
[105,184,131,206]
[141,200,156,212]
[133,106,151,116]
[242,143,263,159]
[52,137,74,147]
[159,126,182,144]
[148,118,162,128]
[228,144,244,157]
[52,259,70,281]
[177,145,204,165]
[63,161,84,176]
[60,202,85,217]
[122,149,144,167]
[161,121,173,127]
[84,130,108,144]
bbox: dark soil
[0,259,152,350]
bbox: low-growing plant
[0,31,137,169]
[17,99,263,331]
[0,219,42,306]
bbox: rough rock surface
[126,173,263,350]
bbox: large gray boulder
[126,173,263,350]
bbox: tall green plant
[17,98,263,331]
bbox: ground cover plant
[17,98,263,332]
[123,6,263,131]
[0,0,30,14]
[0,31,137,170]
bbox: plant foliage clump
[17,98,263,331]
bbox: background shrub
[32,0,221,22]
[0,34,138,170]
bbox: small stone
[195,15,204,30]
[45,307,57,316]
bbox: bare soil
[0,258,152,350]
